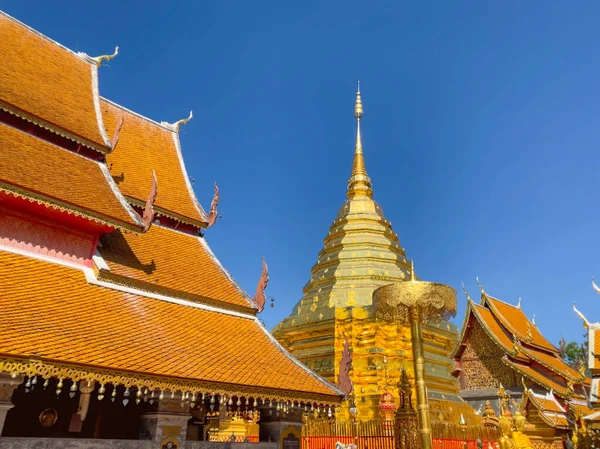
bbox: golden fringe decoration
[0,182,140,233]
[0,357,340,406]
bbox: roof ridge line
[100,97,180,133]
[84,265,256,320]
[197,236,257,309]
[0,11,100,66]
[98,162,144,228]
[255,318,344,397]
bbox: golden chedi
[272,85,475,422]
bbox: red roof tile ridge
[197,236,257,309]
[255,318,343,397]
[0,11,112,151]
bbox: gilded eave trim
[0,182,141,233]
[96,269,256,315]
[502,356,570,399]
[519,346,585,384]
[0,356,341,405]
[0,101,110,155]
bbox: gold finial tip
[354,85,363,119]
[409,260,416,281]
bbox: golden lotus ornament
[373,261,457,449]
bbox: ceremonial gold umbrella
[373,262,457,449]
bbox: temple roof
[97,225,255,313]
[453,293,588,399]
[0,249,341,403]
[102,100,208,228]
[0,122,142,231]
[522,389,570,429]
[0,12,111,153]
[482,295,557,353]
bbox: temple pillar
[140,398,190,449]
[0,373,23,436]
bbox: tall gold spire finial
[347,82,372,198]
[409,259,416,281]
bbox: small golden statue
[511,410,533,449]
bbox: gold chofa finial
[347,83,372,198]
[476,277,485,294]
[161,111,193,132]
[461,282,472,302]
[78,46,119,67]
[592,276,600,294]
[93,46,119,66]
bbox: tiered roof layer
[453,292,588,400]
[0,122,141,231]
[102,100,208,227]
[0,250,338,402]
[97,225,253,312]
[0,12,110,152]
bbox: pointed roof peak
[347,83,372,199]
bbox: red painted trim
[0,108,104,161]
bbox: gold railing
[302,418,500,449]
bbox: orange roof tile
[97,225,254,311]
[520,346,583,382]
[102,100,207,227]
[0,123,141,230]
[471,303,528,361]
[503,358,570,397]
[593,329,600,370]
[0,250,340,401]
[0,13,109,152]
[484,296,558,353]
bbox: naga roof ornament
[161,110,193,132]
[592,276,600,294]
[253,258,269,313]
[142,171,158,232]
[337,334,353,400]
[110,111,125,150]
[78,46,119,66]
[517,297,522,309]
[206,182,220,228]
[572,303,591,329]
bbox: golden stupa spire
[347,81,373,198]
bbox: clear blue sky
[6,1,600,346]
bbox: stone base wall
[0,439,279,449]
[0,438,152,449]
